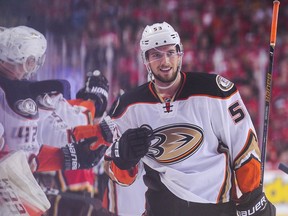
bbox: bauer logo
[147,123,204,164]
[216,75,234,92]
[67,143,78,170]
[237,196,266,216]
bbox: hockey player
[28,77,97,216]
[0,25,110,172]
[102,22,276,216]
[51,70,111,216]
[0,25,53,215]
[72,88,138,216]
[0,26,109,214]
[0,25,48,162]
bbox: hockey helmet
[0,26,47,79]
[140,22,183,64]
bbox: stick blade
[278,163,288,174]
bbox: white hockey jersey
[29,79,91,147]
[0,77,40,159]
[106,72,261,205]
[36,93,90,147]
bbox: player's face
[147,45,181,84]
[0,62,26,80]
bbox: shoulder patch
[14,98,38,118]
[216,75,234,92]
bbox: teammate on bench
[0,26,112,215]
[0,25,111,173]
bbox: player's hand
[73,125,100,141]
[61,137,108,170]
[111,125,154,170]
[236,186,276,216]
[76,70,109,117]
[72,117,114,150]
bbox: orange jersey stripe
[235,157,261,193]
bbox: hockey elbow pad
[236,186,276,216]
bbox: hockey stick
[43,187,104,210]
[260,0,280,187]
[278,163,288,174]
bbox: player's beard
[151,67,178,84]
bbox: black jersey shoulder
[29,79,71,100]
[0,75,32,103]
[110,82,156,118]
[179,72,237,99]
[0,75,38,119]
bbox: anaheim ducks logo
[14,98,38,119]
[36,93,53,110]
[147,124,204,164]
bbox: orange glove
[72,119,113,151]
[73,124,100,141]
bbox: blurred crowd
[1,0,288,168]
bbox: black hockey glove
[76,70,109,117]
[111,125,154,170]
[236,186,276,216]
[61,136,108,170]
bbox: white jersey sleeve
[37,93,90,147]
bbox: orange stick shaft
[270,0,280,45]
